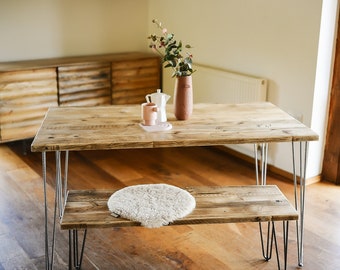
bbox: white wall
[148,0,334,179]
[0,0,149,61]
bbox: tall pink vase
[173,75,193,120]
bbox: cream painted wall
[0,0,149,61]
[147,0,333,178]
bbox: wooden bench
[61,185,298,270]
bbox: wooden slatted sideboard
[0,52,161,143]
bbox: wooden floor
[0,141,340,270]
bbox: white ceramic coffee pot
[145,89,171,123]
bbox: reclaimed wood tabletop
[31,102,318,152]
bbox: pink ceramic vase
[173,75,193,120]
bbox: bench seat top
[60,185,298,230]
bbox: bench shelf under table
[61,185,298,269]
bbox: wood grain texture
[0,68,58,142]
[60,185,298,230]
[111,58,161,105]
[31,102,319,152]
[58,62,111,106]
[322,16,340,184]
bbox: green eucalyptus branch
[148,19,196,77]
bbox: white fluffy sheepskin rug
[107,184,196,228]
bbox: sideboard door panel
[111,58,161,104]
[0,68,58,142]
[58,62,111,106]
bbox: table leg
[42,150,70,270]
[292,141,308,267]
[56,151,69,217]
[42,152,49,270]
[254,143,274,261]
[254,142,308,267]
[254,143,268,185]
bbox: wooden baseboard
[267,163,321,185]
[213,146,321,186]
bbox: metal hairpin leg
[292,141,308,267]
[69,229,87,270]
[259,221,274,261]
[272,221,290,270]
[254,143,268,186]
[283,221,289,270]
[254,143,274,261]
[254,141,308,268]
[42,151,70,270]
[258,221,290,270]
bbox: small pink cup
[141,102,158,126]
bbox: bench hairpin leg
[272,222,281,269]
[259,220,290,269]
[259,221,274,261]
[283,221,289,270]
[272,221,290,270]
[69,229,87,270]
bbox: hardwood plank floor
[0,140,340,269]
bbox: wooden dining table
[31,102,318,269]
